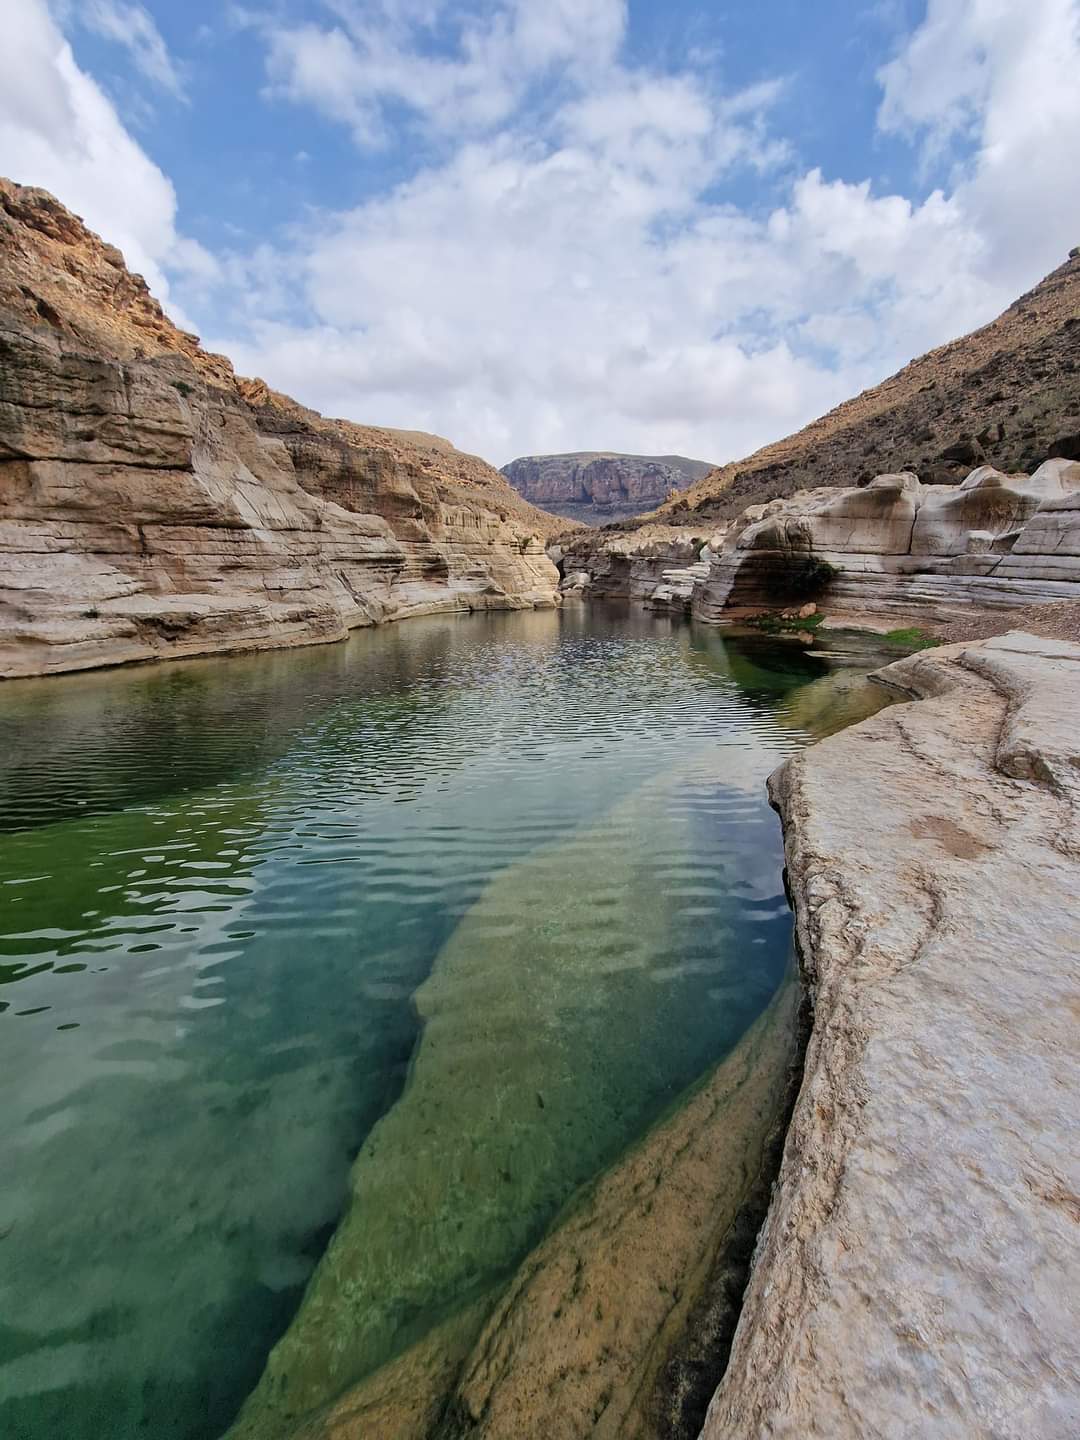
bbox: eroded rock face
[557,524,726,613]
[502,452,714,522]
[704,632,1080,1439]
[696,461,1080,622]
[0,178,563,678]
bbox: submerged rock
[228,762,790,1438]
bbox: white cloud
[263,0,628,145]
[4,0,1079,472]
[878,0,1080,290]
[0,0,210,309]
[80,1,187,101]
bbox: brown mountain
[501,451,714,523]
[0,179,572,680]
[644,249,1080,526]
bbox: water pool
[0,606,891,1439]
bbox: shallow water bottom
[0,606,893,1440]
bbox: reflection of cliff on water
[0,614,516,834]
[687,628,895,741]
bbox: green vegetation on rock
[882,626,941,651]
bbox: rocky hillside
[0,179,568,679]
[643,250,1080,525]
[501,451,713,522]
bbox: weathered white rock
[695,461,1080,623]
[703,632,1080,1439]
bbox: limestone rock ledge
[695,462,1080,624]
[703,631,1080,1438]
[0,178,563,679]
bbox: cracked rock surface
[703,630,1080,1439]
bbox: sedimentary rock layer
[704,632,1080,1438]
[695,460,1080,623]
[0,179,564,679]
[502,452,713,522]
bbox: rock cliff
[0,179,564,679]
[696,458,1080,623]
[654,249,1080,523]
[704,632,1080,1438]
[501,452,713,523]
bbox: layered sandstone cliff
[0,179,564,679]
[502,452,712,522]
[704,632,1080,1438]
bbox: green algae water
[0,607,891,1440]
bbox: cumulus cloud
[4,0,1079,469]
[262,0,628,145]
[0,0,213,308]
[878,0,1080,289]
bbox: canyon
[2,176,1079,1440]
[555,250,1080,629]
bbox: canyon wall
[0,180,564,680]
[649,248,1080,524]
[696,459,1080,623]
[704,632,1080,1438]
[502,452,713,522]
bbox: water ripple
[0,607,893,1440]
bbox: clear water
[0,606,891,1440]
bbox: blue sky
[3,1,1079,465]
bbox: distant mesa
[501,452,715,523]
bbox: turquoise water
[0,607,889,1439]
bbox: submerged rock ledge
[705,631,1080,1438]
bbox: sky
[2,2,1079,468]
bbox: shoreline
[702,630,1080,1437]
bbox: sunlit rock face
[0,178,564,680]
[695,460,1080,622]
[704,632,1080,1439]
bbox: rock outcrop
[651,248,1080,523]
[696,459,1080,623]
[704,632,1080,1438]
[0,179,565,679]
[554,523,727,613]
[502,452,713,523]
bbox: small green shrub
[171,379,194,398]
[749,611,825,634]
[883,626,941,651]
